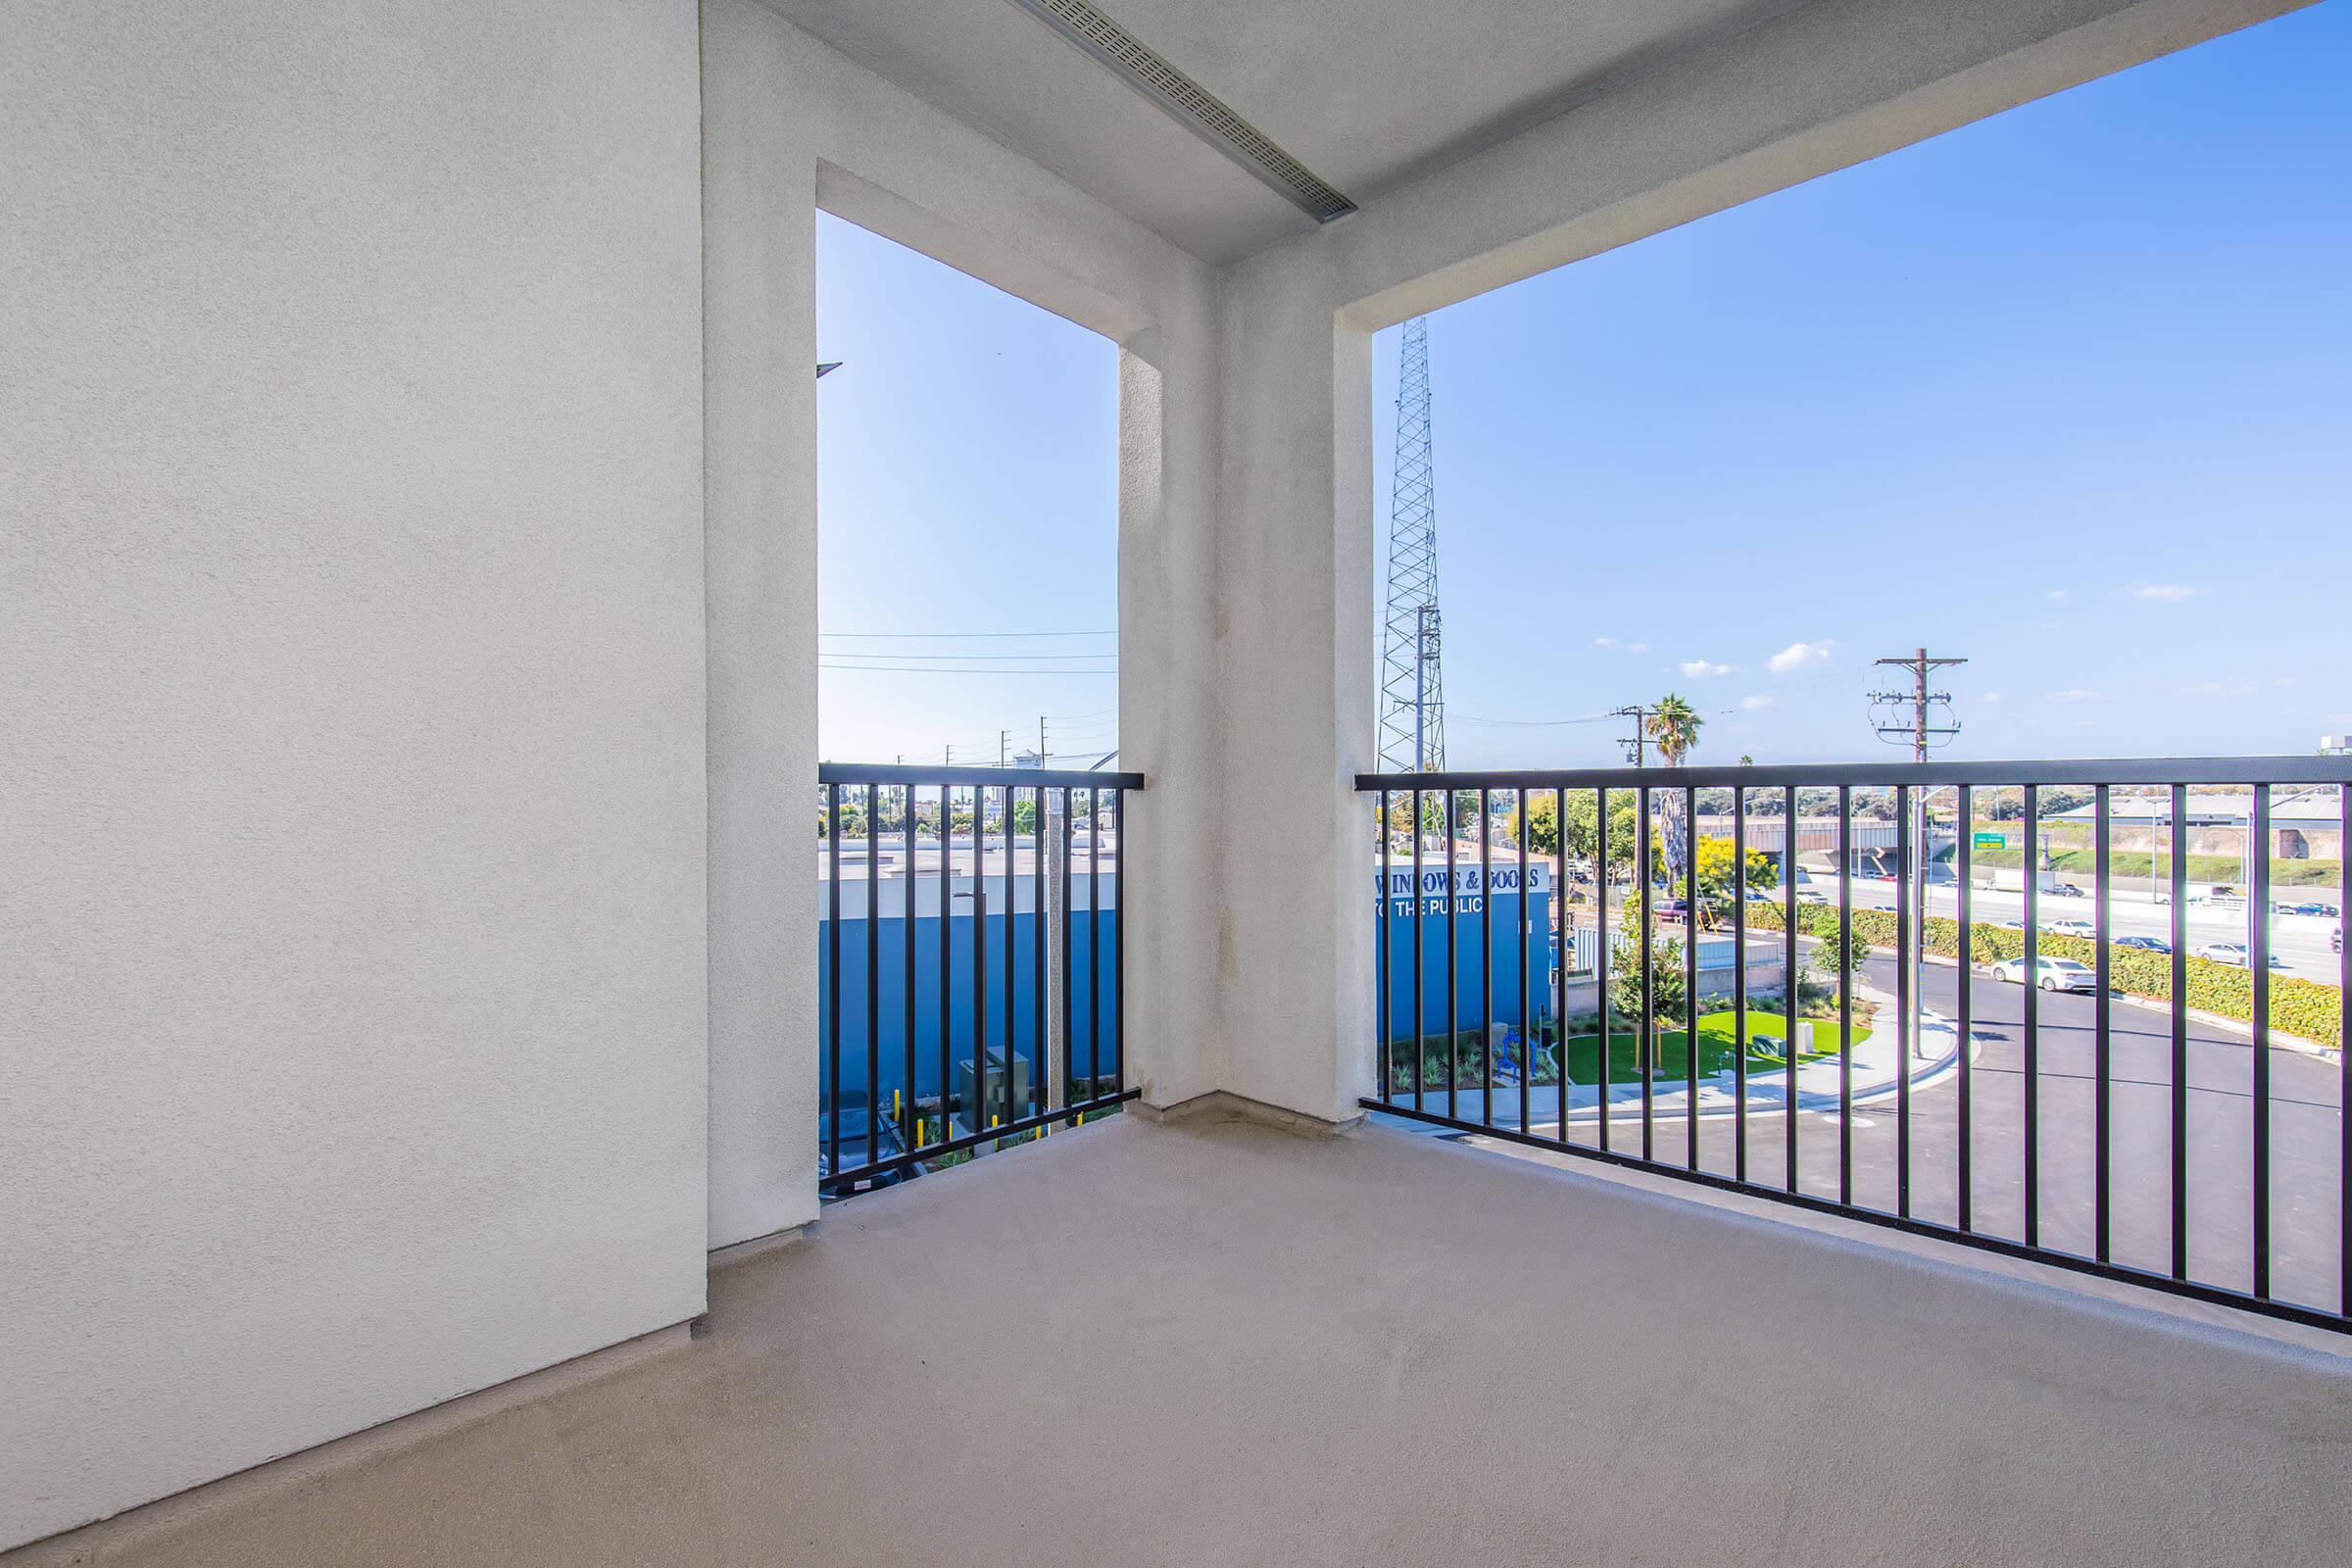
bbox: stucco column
[1194,248,1379,1124]
[701,0,820,1247]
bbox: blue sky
[818,2,2349,767]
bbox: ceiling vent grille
[1006,0,1357,223]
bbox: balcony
[22,1105,2352,1567]
[13,0,2352,1562]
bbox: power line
[820,629,1115,640]
[1453,710,1618,728]
[1611,704,1659,766]
[820,663,1115,675]
[819,651,1120,662]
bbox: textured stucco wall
[0,0,710,1547]
[1203,0,2305,1123]
[703,0,1225,1249]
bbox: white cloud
[1980,691,2004,705]
[2046,589,2067,602]
[1740,694,1773,710]
[2046,688,2103,704]
[1593,636,1649,654]
[2180,679,2254,698]
[2128,583,2196,602]
[1767,640,1834,673]
[1680,659,1734,678]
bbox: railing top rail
[1356,757,2352,791]
[821,762,1145,790]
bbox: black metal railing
[818,762,1141,1197]
[1359,758,2352,1334]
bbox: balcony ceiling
[764,0,1805,264]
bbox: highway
[1819,875,2344,981]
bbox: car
[2113,935,2171,954]
[2043,881,2086,899]
[2194,942,2287,969]
[2045,917,2094,938]
[2334,926,2343,956]
[2290,901,2339,918]
[1990,956,2097,993]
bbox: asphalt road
[1579,952,2347,1316]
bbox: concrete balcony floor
[21,1111,2352,1567]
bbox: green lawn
[1557,1009,1865,1085]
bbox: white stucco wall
[0,0,710,1547]
[1202,0,2306,1122]
[701,0,1226,1249]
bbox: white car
[2045,917,2094,938]
[2195,942,2286,969]
[1990,956,2097,993]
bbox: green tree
[1810,928,1871,984]
[1606,903,1688,1059]
[1691,834,1778,921]
[1646,693,1703,887]
[1509,792,1560,856]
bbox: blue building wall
[818,909,1119,1123]
[1375,865,1553,1040]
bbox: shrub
[1740,900,2340,1044]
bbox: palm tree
[1646,694,1704,894]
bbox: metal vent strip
[1006,0,1357,223]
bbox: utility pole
[1612,704,1658,766]
[1039,715,1049,768]
[1868,648,1966,1067]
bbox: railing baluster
[826,782,842,1187]
[1640,785,1654,1164]
[1088,784,1101,1104]
[867,782,881,1171]
[2252,782,2273,1299]
[1594,788,1611,1154]
[941,785,954,1146]
[1734,786,1747,1185]
[976,788,990,1143]
[1896,782,1911,1220]
[1412,788,1426,1115]
[2171,781,2189,1282]
[1555,785,1568,1150]
[1957,783,1974,1234]
[905,786,918,1157]
[1838,784,1852,1207]
[1685,783,1698,1173]
[1517,788,1532,1137]
[1112,788,1126,1096]
[1482,786,1494,1129]
[1380,789,1394,1105]
[2093,784,2111,1264]
[1059,788,1073,1114]
[1786,785,1798,1195]
[1004,785,1018,1126]
[1044,785,1054,1128]
[1446,789,1459,1124]
[2024,782,2040,1249]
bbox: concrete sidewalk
[1390,999,1962,1133]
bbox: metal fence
[818,763,1141,1197]
[1359,759,2352,1335]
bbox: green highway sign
[1973,831,2006,849]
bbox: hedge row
[1737,900,2341,1047]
